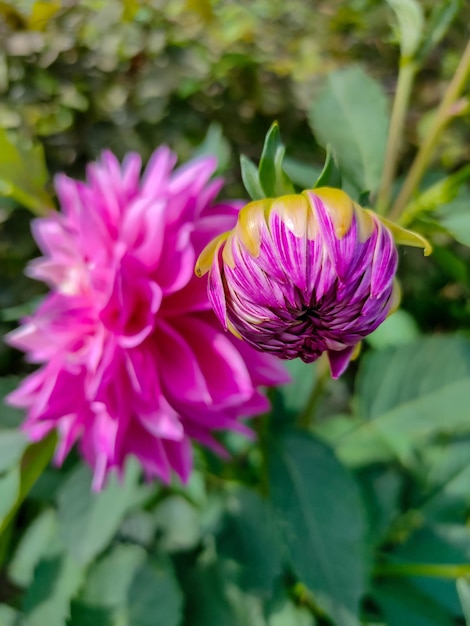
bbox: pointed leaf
[193,123,231,173]
[313,145,341,189]
[240,155,264,201]
[0,432,57,535]
[258,122,295,197]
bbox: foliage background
[1,1,470,625]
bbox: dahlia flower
[196,187,431,379]
[6,149,288,489]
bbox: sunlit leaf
[28,0,62,30]
[0,128,53,214]
[351,337,470,466]
[309,66,389,194]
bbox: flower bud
[196,187,430,378]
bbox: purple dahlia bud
[196,187,431,379]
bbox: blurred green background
[2,2,470,626]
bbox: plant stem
[376,561,470,579]
[376,59,417,215]
[389,39,470,221]
[298,356,329,428]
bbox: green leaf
[57,460,140,565]
[9,508,58,587]
[386,0,424,59]
[356,465,403,546]
[224,587,267,626]
[268,600,315,626]
[154,495,201,552]
[0,429,28,473]
[0,466,20,522]
[366,309,420,349]
[193,123,231,173]
[240,154,264,201]
[82,543,145,608]
[0,604,20,626]
[28,0,62,30]
[313,145,341,189]
[457,577,470,625]
[0,376,28,428]
[80,546,182,626]
[268,430,367,626]
[421,440,470,522]
[436,192,470,247]
[179,558,238,626]
[277,359,318,416]
[349,337,470,466]
[23,554,84,626]
[258,122,295,197]
[69,602,115,626]
[0,432,57,535]
[357,336,470,420]
[217,487,282,594]
[401,166,470,227]
[373,579,454,626]
[308,66,389,194]
[0,128,53,214]
[389,523,470,615]
[127,560,183,626]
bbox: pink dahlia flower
[196,188,431,379]
[6,149,288,489]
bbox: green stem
[376,561,470,579]
[376,59,417,215]
[389,39,470,221]
[297,356,329,429]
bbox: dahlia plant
[1,3,470,623]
